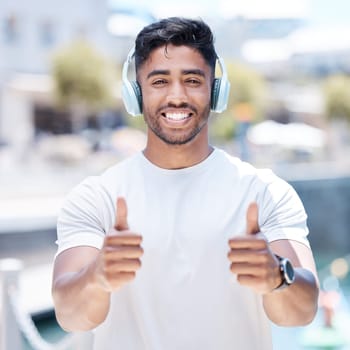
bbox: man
[52,17,319,350]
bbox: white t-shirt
[56,148,310,350]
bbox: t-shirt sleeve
[55,177,107,257]
[258,170,310,248]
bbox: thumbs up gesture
[245,202,260,235]
[227,202,281,294]
[94,197,143,292]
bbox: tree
[210,60,267,142]
[51,40,117,132]
[323,75,350,123]
[322,74,350,159]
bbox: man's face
[137,44,213,146]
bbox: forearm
[263,268,319,326]
[52,262,111,332]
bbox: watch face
[284,259,295,284]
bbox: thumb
[114,197,129,231]
[246,202,260,235]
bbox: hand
[227,202,281,294]
[93,197,143,292]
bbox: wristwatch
[274,254,295,290]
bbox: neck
[143,127,213,169]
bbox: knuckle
[261,254,269,263]
[128,271,136,280]
[105,270,115,282]
[103,250,113,261]
[260,269,269,280]
[138,247,144,256]
[237,275,246,285]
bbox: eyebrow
[146,69,206,79]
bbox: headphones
[122,46,230,116]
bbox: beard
[143,102,211,145]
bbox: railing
[0,258,93,350]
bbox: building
[0,0,110,75]
[0,0,112,149]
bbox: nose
[166,81,188,106]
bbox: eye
[152,79,167,86]
[185,78,201,86]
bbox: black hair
[134,17,217,73]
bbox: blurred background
[0,0,350,349]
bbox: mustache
[156,102,198,115]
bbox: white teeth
[165,113,189,120]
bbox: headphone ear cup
[211,56,230,113]
[121,46,143,116]
[211,77,230,113]
[131,81,142,113]
[122,79,142,116]
[211,78,221,111]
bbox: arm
[52,197,143,332]
[228,203,319,327]
[263,239,319,326]
[52,246,110,331]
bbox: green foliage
[226,61,267,115]
[126,115,147,132]
[51,40,116,112]
[323,75,350,123]
[209,113,235,141]
[210,61,267,142]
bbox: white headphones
[122,46,230,116]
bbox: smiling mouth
[162,112,193,121]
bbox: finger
[105,259,142,273]
[246,202,260,235]
[230,263,263,276]
[106,234,143,246]
[115,197,129,231]
[235,274,260,287]
[235,274,276,294]
[228,237,267,249]
[227,249,268,263]
[105,271,136,287]
[105,245,144,259]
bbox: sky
[109,0,350,26]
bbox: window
[39,20,55,47]
[3,14,19,44]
